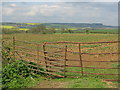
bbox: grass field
[2,33,119,88]
[3,33,118,43]
[89,29,118,33]
[75,29,118,33]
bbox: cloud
[2,7,15,15]
[2,2,118,25]
[9,3,16,7]
[24,3,89,17]
[24,4,61,16]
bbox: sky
[1,0,119,26]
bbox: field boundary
[3,37,120,81]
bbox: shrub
[2,45,46,89]
[2,60,32,88]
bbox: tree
[29,24,46,34]
[61,28,66,34]
[86,30,89,33]
[48,27,56,34]
[68,29,73,33]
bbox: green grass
[45,63,119,88]
[77,29,118,33]
[22,76,45,88]
[4,75,45,88]
[33,75,117,88]
[90,29,118,33]
[32,76,108,88]
[65,77,107,88]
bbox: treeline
[2,24,74,34]
[2,24,119,34]
[27,24,56,34]
[2,28,25,34]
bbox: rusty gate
[44,41,120,81]
[3,37,120,81]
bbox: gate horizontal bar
[46,65,64,69]
[46,57,65,61]
[15,50,37,56]
[15,45,44,52]
[66,59,120,62]
[46,52,64,56]
[45,50,64,53]
[47,61,64,66]
[104,79,120,81]
[45,41,120,44]
[45,45,65,49]
[65,65,120,69]
[15,39,42,45]
[46,68,64,73]
[67,51,119,55]
[27,64,46,69]
[30,68,64,78]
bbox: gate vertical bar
[43,43,48,72]
[37,44,40,71]
[13,36,15,60]
[78,44,83,76]
[37,44,40,62]
[64,45,67,78]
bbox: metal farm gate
[44,41,120,81]
[3,37,120,81]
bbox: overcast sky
[1,1,119,26]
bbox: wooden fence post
[37,44,40,64]
[78,44,83,76]
[64,45,67,78]
[43,44,48,72]
[36,44,40,72]
[13,36,15,60]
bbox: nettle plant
[2,46,13,66]
[2,45,45,89]
[2,60,31,88]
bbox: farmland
[1,23,119,34]
[1,1,119,88]
[1,22,119,89]
[3,33,118,43]
[2,33,119,88]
